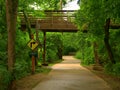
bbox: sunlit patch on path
[51,56,85,70]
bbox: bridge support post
[42,31,48,66]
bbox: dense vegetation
[75,0,120,76]
[0,0,120,90]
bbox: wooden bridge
[20,10,78,32]
[20,10,78,67]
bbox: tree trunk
[43,32,47,65]
[6,0,18,89]
[6,0,18,74]
[93,42,100,65]
[22,10,32,39]
[104,18,115,64]
[57,46,62,59]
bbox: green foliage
[0,1,9,89]
[112,63,120,76]
[35,67,51,74]
[109,30,120,62]
[103,0,120,18]
[47,49,58,62]
[0,29,7,64]
[74,32,94,65]
[75,51,82,59]
[63,46,76,55]
[97,43,108,65]
[0,0,7,63]
[14,56,31,80]
[83,46,94,65]
[14,30,31,79]
[62,33,78,55]
[18,0,68,11]
[75,44,94,65]
[1,1,120,89]
[0,66,11,90]
[76,0,120,73]
[76,0,105,39]
[105,63,120,76]
[46,33,62,62]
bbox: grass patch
[48,59,63,66]
[35,66,51,74]
[35,59,63,74]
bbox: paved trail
[33,56,111,90]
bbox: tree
[76,0,120,66]
[76,0,104,65]
[6,0,19,89]
[6,0,19,72]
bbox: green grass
[35,59,63,74]
[35,67,51,74]
[48,59,63,66]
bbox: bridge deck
[20,10,78,32]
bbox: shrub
[75,51,83,59]
[0,66,11,90]
[104,62,120,76]
[75,45,94,65]
[14,59,31,80]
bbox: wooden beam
[42,32,48,66]
[44,10,77,12]
[110,24,120,29]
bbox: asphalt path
[33,56,111,90]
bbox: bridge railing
[19,10,77,24]
[19,10,78,32]
[43,10,77,23]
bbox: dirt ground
[16,73,48,90]
[16,56,120,90]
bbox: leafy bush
[75,44,94,65]
[14,30,32,79]
[62,33,78,55]
[75,51,83,59]
[112,63,120,75]
[105,63,120,76]
[46,33,62,62]
[63,46,77,55]
[104,63,113,74]
[35,67,51,74]
[0,66,11,90]
[14,58,31,80]
[46,49,58,63]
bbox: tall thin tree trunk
[93,41,99,65]
[104,18,115,64]
[22,10,32,39]
[6,0,18,74]
[6,0,18,89]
